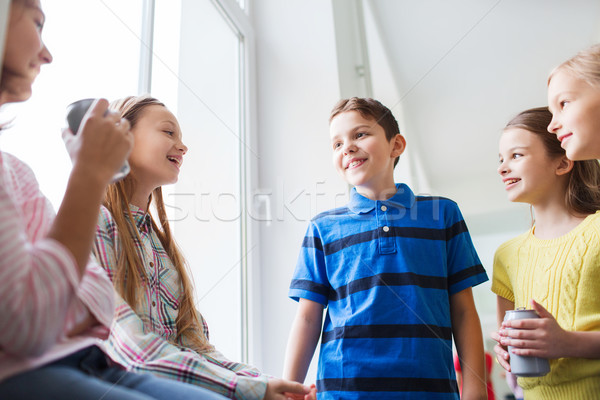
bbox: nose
[177,140,188,155]
[547,115,560,134]
[342,140,356,154]
[497,160,508,176]
[40,42,53,65]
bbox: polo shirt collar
[347,183,416,214]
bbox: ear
[391,134,407,158]
[555,155,574,176]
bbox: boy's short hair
[330,97,401,167]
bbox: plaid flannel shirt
[94,205,268,400]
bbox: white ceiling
[364,0,600,233]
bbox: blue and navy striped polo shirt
[289,184,488,400]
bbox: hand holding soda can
[504,308,551,377]
[66,98,130,182]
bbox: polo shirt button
[383,226,390,232]
[152,301,156,307]
[149,262,154,268]
[381,205,387,212]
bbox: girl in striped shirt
[0,1,229,399]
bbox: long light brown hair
[100,95,212,353]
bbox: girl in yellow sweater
[492,107,600,399]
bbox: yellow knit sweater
[492,211,600,399]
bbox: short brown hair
[505,107,600,215]
[330,97,401,167]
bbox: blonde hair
[100,95,212,353]
[549,43,600,88]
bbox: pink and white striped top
[0,151,116,381]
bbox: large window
[1,0,252,363]
[153,0,252,361]
[0,0,142,206]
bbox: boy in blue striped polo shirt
[283,97,489,400]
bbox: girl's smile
[548,69,600,160]
[128,105,187,200]
[166,154,183,170]
[1,0,52,104]
[498,128,567,206]
[502,177,521,190]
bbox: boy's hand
[284,383,316,400]
[263,378,311,400]
[490,330,511,372]
[66,313,98,337]
[499,299,569,359]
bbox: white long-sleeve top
[0,151,115,381]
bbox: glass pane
[0,0,142,208]
[151,0,182,112]
[156,0,244,361]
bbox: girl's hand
[491,330,511,371]
[499,299,570,359]
[264,378,310,400]
[64,99,133,185]
[284,383,316,400]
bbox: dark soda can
[504,308,550,377]
[66,98,130,182]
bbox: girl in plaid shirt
[93,95,314,400]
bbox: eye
[164,130,174,136]
[560,100,570,109]
[498,157,504,165]
[333,142,342,150]
[512,153,522,160]
[33,10,45,31]
[356,132,367,139]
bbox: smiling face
[128,105,188,194]
[1,0,52,105]
[330,110,405,199]
[547,69,600,160]
[498,128,569,206]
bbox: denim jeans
[0,346,228,400]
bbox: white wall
[249,1,529,386]
[251,0,343,379]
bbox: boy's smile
[346,158,366,169]
[330,110,405,200]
